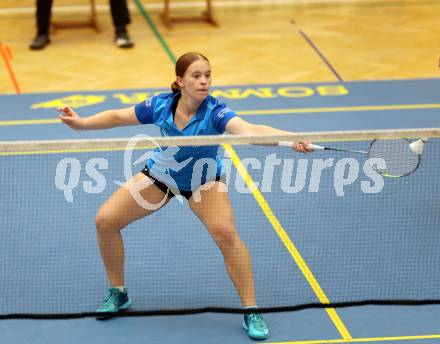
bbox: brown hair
[171,52,210,93]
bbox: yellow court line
[0,119,60,126]
[223,144,352,340]
[1,103,440,126]
[265,334,440,344]
[0,146,154,156]
[239,103,440,116]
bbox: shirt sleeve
[134,96,157,124]
[211,103,238,134]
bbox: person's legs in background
[110,0,134,48]
[30,0,52,50]
[30,0,134,50]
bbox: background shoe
[30,34,50,50]
[115,29,134,49]
[96,287,132,320]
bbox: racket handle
[308,143,324,150]
[278,142,325,150]
[278,141,294,147]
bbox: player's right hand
[58,107,85,131]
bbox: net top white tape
[0,128,439,154]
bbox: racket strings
[368,139,420,177]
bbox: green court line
[2,103,440,126]
[133,0,176,64]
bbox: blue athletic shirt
[134,92,237,191]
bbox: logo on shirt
[217,107,232,118]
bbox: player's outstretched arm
[59,106,140,131]
[225,117,312,153]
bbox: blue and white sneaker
[243,313,270,340]
[96,288,132,319]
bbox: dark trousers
[36,0,131,35]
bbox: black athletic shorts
[141,167,225,200]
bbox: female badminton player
[59,52,311,340]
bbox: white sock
[115,286,125,292]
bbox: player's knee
[212,223,237,251]
[95,208,121,233]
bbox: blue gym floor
[1,79,440,344]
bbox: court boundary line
[0,44,20,94]
[0,145,155,156]
[291,20,343,82]
[2,103,440,127]
[265,333,440,344]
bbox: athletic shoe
[242,313,270,340]
[96,287,132,319]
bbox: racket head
[367,138,422,178]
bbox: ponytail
[171,80,180,93]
